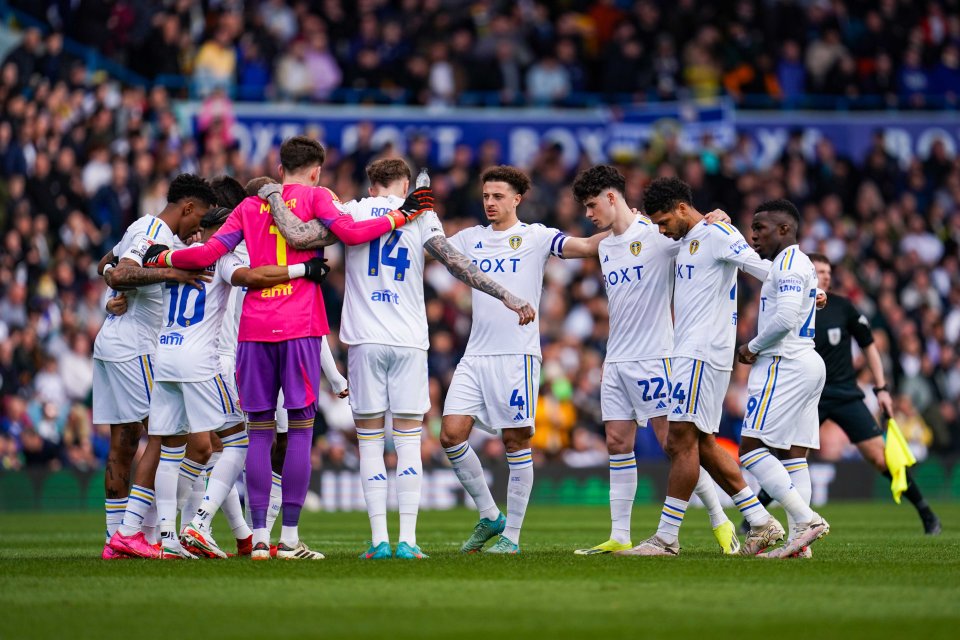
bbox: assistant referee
[810,254,940,535]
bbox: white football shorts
[443,354,540,433]
[147,375,244,436]
[93,356,155,424]
[348,343,430,417]
[601,358,673,423]
[740,352,826,450]
[666,357,731,434]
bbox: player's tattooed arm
[105,258,211,290]
[261,186,338,250]
[424,236,536,325]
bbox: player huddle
[93,134,855,560]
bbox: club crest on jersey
[689,240,700,255]
[630,241,642,256]
[828,328,842,346]
[509,235,522,250]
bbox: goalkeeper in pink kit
[146,136,433,559]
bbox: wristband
[288,263,306,279]
[874,385,889,394]
[103,264,114,275]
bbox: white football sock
[280,525,298,547]
[503,449,533,545]
[732,487,771,526]
[357,428,389,545]
[193,432,248,534]
[222,485,252,539]
[655,496,688,545]
[180,458,207,528]
[141,503,158,545]
[266,471,283,535]
[105,498,126,542]
[394,426,423,546]
[783,458,811,540]
[608,453,637,544]
[740,449,814,525]
[694,466,729,528]
[156,444,185,539]
[177,457,205,511]
[445,442,499,521]
[253,527,269,548]
[118,484,154,536]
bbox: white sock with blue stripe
[609,453,637,544]
[782,458,811,540]
[180,458,208,527]
[504,449,533,545]
[193,431,249,535]
[740,449,814,525]
[656,496,688,545]
[358,428,389,545]
[267,471,282,535]
[118,484,155,536]
[694,467,730,528]
[445,442,500,522]
[156,444,186,540]
[105,498,126,542]
[393,426,423,546]
[732,487,770,526]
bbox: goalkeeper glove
[384,187,434,229]
[142,243,172,268]
[303,257,330,284]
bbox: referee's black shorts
[818,397,884,443]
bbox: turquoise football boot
[395,541,429,559]
[359,541,392,559]
[484,535,520,555]
[460,513,506,553]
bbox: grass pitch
[1,503,958,640]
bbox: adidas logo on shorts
[672,406,683,415]
[656,401,667,409]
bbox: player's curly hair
[481,165,531,195]
[641,177,693,216]
[280,136,325,173]
[167,173,217,207]
[367,158,411,187]
[755,198,800,224]
[210,175,246,210]
[245,176,277,197]
[572,165,626,204]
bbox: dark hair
[167,173,217,207]
[808,253,831,267]
[280,136,325,173]
[572,165,626,203]
[200,206,232,229]
[244,176,277,197]
[641,177,693,216]
[367,158,411,187]
[210,175,246,210]
[755,198,801,224]
[480,165,531,195]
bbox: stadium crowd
[0,4,958,475]
[5,0,960,108]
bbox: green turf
[1,503,958,639]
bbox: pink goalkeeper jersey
[169,183,396,343]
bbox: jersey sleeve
[538,225,567,258]
[446,227,469,254]
[711,224,769,280]
[311,187,393,246]
[847,301,875,348]
[747,265,808,354]
[217,251,247,285]
[418,211,446,245]
[119,231,151,266]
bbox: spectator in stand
[193,26,237,97]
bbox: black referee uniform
[814,293,884,442]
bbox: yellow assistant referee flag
[884,418,917,504]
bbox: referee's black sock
[881,468,932,514]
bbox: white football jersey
[672,221,770,371]
[218,241,248,359]
[448,221,565,358]
[600,214,678,362]
[94,215,175,362]
[748,245,818,359]
[339,195,444,350]
[154,244,246,382]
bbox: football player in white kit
[439,166,605,555]
[94,174,218,559]
[265,159,535,560]
[736,199,830,558]
[568,166,740,556]
[630,177,786,557]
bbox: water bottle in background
[416,167,430,189]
